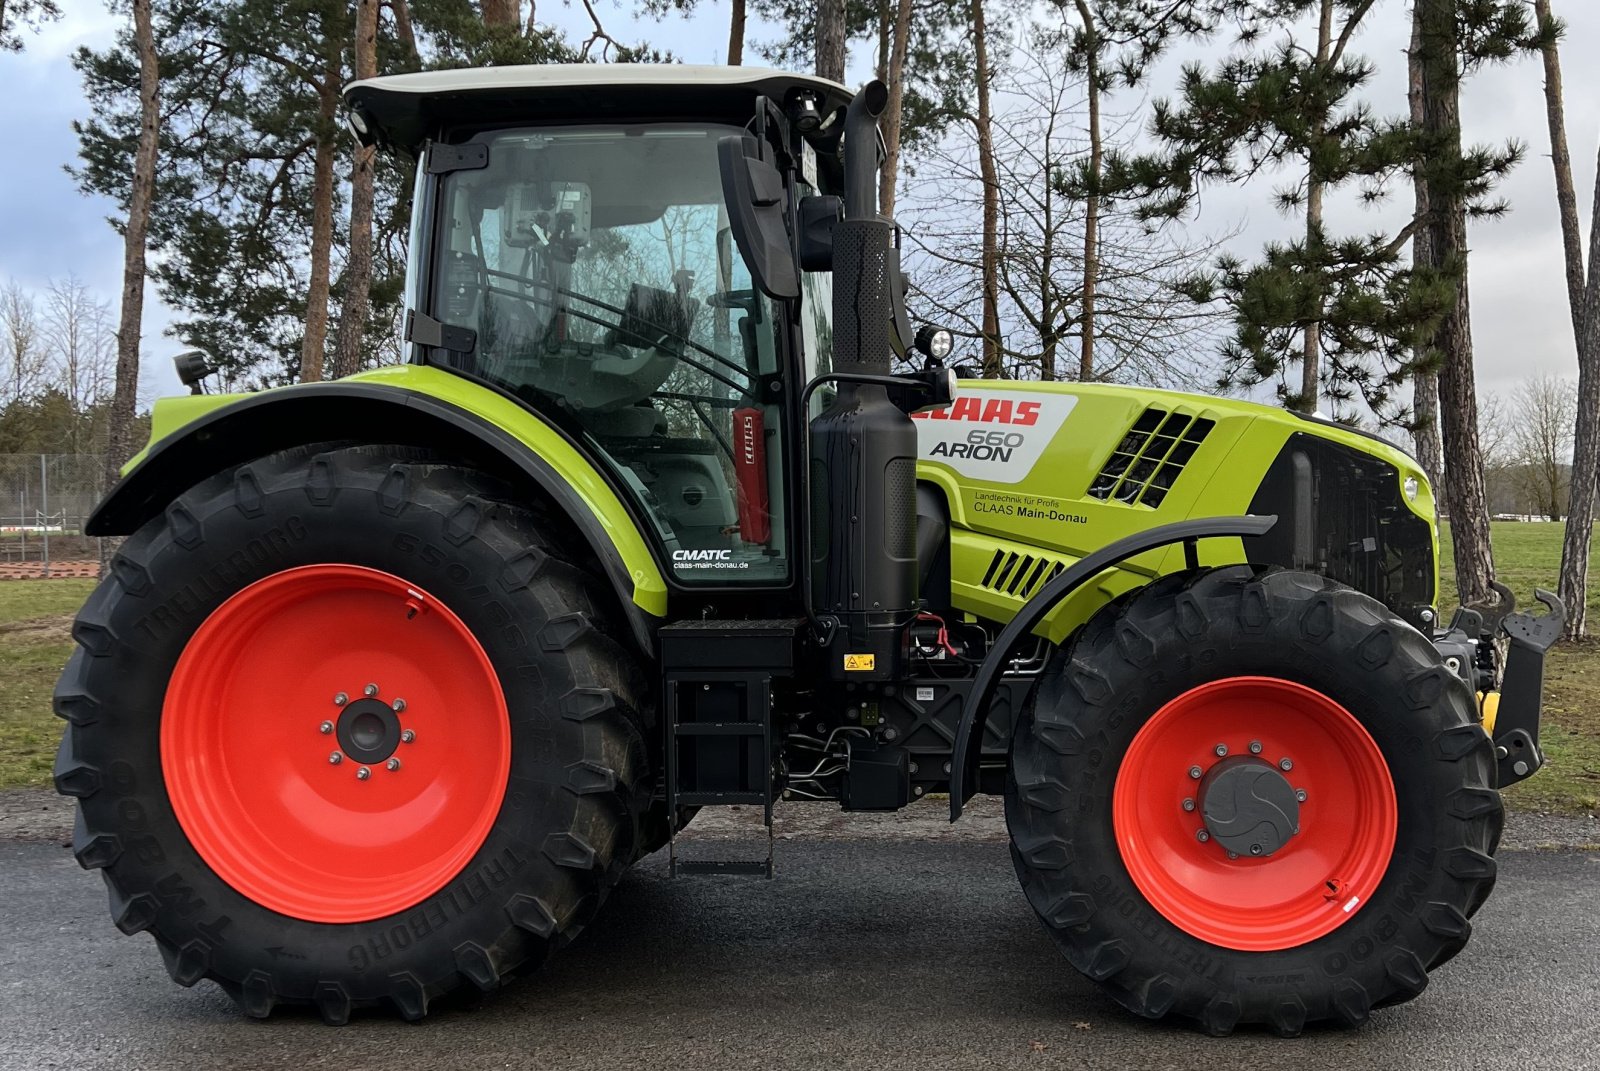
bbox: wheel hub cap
[1199,757,1300,858]
[335,697,402,765]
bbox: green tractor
[56,66,1563,1035]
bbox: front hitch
[1492,589,1565,787]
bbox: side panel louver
[1087,407,1214,508]
[979,548,1068,600]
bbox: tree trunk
[874,0,888,80]
[971,0,1001,377]
[815,0,845,81]
[1074,0,1101,382]
[878,0,913,217]
[1408,7,1442,489]
[1534,0,1584,343]
[1559,149,1600,637]
[480,0,517,28]
[105,0,158,493]
[299,48,341,384]
[727,0,745,65]
[387,0,418,64]
[1299,0,1333,412]
[1419,0,1497,611]
[331,0,379,380]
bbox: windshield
[428,124,790,585]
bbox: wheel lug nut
[392,698,406,713]
[1296,788,1308,802]
[356,766,371,781]
[1249,740,1263,754]
[401,729,416,744]
[1279,757,1293,771]
[319,720,333,734]
[364,683,379,698]
[329,751,343,765]
[386,758,401,772]
[1196,829,1210,843]
[1227,850,1238,860]
[1214,743,1228,757]
[1188,765,1202,779]
[334,692,348,706]
[1182,797,1196,812]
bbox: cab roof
[344,64,854,155]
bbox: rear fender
[90,366,668,650]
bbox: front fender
[91,366,669,646]
[948,514,1277,820]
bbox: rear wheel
[54,447,652,1022]
[1005,567,1502,1035]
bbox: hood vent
[980,548,1068,599]
[1088,407,1214,508]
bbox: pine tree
[330,0,381,380]
[750,0,982,165]
[1413,0,1545,612]
[104,0,159,493]
[1535,0,1600,638]
[0,0,59,52]
[74,0,571,388]
[1053,0,1233,380]
[1104,0,1453,420]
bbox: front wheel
[1005,567,1502,1035]
[54,448,652,1022]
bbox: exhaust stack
[809,80,919,683]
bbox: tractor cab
[347,66,859,590]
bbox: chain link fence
[0,455,108,577]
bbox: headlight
[1403,475,1419,502]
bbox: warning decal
[912,389,1077,483]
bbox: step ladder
[657,620,800,878]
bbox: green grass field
[0,524,1594,812]
[0,578,95,789]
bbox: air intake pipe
[809,80,919,683]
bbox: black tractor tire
[54,446,654,1023]
[1005,566,1502,1036]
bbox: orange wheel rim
[1112,677,1397,951]
[162,565,510,923]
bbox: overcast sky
[0,0,1595,404]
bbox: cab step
[658,619,799,879]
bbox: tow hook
[1493,589,1564,787]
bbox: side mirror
[717,136,799,301]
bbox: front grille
[980,548,1068,599]
[1245,433,1435,629]
[1088,407,1215,508]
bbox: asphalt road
[1,826,1597,1071]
